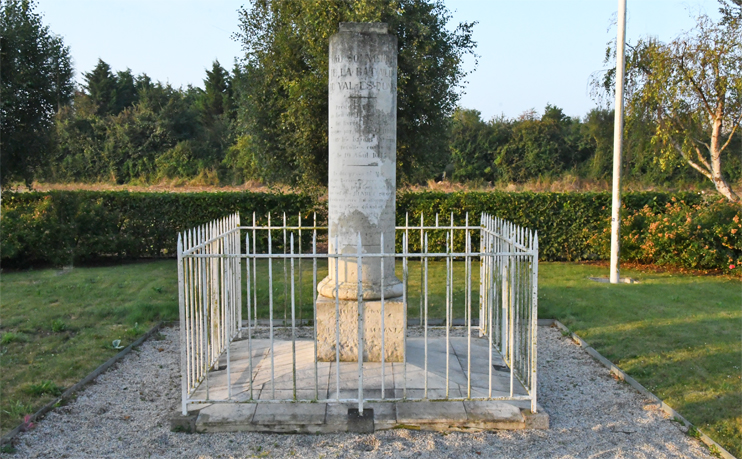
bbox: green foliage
[3,190,737,272]
[50,319,67,333]
[590,196,742,272]
[83,59,118,116]
[0,191,319,267]
[49,60,233,184]
[596,13,742,201]
[233,0,477,185]
[0,0,74,187]
[2,400,33,418]
[1,332,24,344]
[24,380,62,397]
[397,190,701,260]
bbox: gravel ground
[4,326,715,459]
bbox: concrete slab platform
[189,335,548,433]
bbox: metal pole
[610,0,627,284]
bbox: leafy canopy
[596,11,742,202]
[0,0,73,187]
[232,0,477,186]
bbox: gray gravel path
[4,326,714,459]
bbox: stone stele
[316,22,405,362]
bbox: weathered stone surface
[318,22,402,301]
[316,295,405,362]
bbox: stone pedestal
[316,296,404,362]
[316,22,405,363]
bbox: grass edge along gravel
[538,262,741,458]
[548,319,737,459]
[0,322,164,450]
[0,260,179,437]
[1,260,739,455]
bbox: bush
[1,191,320,267]
[591,196,741,273]
[2,190,738,273]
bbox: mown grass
[1,259,739,455]
[538,262,741,457]
[0,261,178,436]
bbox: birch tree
[599,14,741,202]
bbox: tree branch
[693,144,714,171]
[719,109,742,153]
[677,51,715,117]
[658,108,714,179]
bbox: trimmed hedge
[2,190,739,273]
[396,191,740,273]
[1,191,319,267]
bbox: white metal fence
[177,212,538,415]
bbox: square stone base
[316,296,405,362]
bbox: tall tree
[233,0,477,185]
[0,0,73,187]
[83,59,117,116]
[597,13,741,202]
[114,68,138,113]
[200,60,232,119]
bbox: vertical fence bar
[424,232,429,399]
[380,232,385,400]
[268,214,275,399]
[335,235,340,401]
[313,213,319,401]
[445,232,450,399]
[246,234,253,400]
[298,213,303,326]
[252,212,257,328]
[419,212,424,326]
[291,233,297,401]
[283,213,288,326]
[402,232,408,400]
[357,232,364,412]
[481,215,487,340]
[178,234,188,415]
[509,225,515,398]
[531,232,539,413]
[466,214,472,399]
[226,222,232,401]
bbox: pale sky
[36,0,722,120]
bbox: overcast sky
[36,0,722,120]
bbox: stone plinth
[316,296,404,362]
[317,22,402,301]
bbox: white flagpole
[610,0,627,284]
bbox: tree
[83,59,117,116]
[597,13,741,202]
[199,60,232,119]
[233,0,477,185]
[114,68,138,113]
[719,0,741,24]
[0,0,73,187]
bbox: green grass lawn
[538,262,741,457]
[0,261,178,436]
[1,259,739,455]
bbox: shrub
[2,190,738,272]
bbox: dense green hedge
[1,191,319,267]
[396,191,740,273]
[2,190,739,273]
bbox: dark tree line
[2,0,739,194]
[449,106,740,187]
[50,59,235,184]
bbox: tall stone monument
[316,22,405,362]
